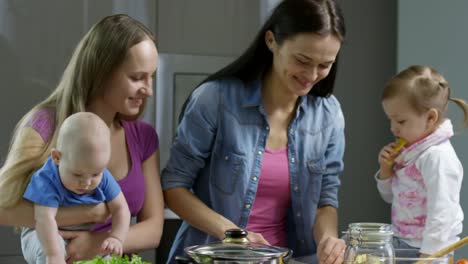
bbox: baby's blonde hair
[382,65,468,126]
[57,112,110,164]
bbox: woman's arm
[0,200,107,227]
[314,105,346,264]
[122,150,164,252]
[313,205,339,243]
[164,188,269,244]
[164,188,238,240]
[162,82,238,240]
[314,206,345,264]
[57,204,109,226]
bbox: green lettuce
[74,254,151,264]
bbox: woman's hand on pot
[247,231,270,245]
[316,236,346,264]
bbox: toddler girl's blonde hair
[382,65,468,127]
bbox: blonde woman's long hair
[382,65,468,127]
[0,14,155,208]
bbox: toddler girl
[376,65,468,256]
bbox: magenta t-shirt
[26,108,159,231]
[246,147,291,247]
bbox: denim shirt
[161,78,345,263]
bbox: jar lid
[348,222,393,241]
[185,229,291,262]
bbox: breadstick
[415,236,468,264]
[387,138,406,165]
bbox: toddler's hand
[100,236,123,257]
[378,143,401,179]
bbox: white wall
[398,0,468,258]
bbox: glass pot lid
[185,229,291,262]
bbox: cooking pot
[176,229,292,264]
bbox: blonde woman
[0,14,164,262]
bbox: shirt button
[245,204,251,209]
[294,186,299,191]
[258,150,263,155]
[301,239,305,244]
[291,158,295,163]
[265,126,270,130]
[224,155,229,160]
[252,176,258,181]
[297,212,301,217]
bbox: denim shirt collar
[240,78,263,108]
[240,78,308,115]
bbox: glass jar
[344,223,395,264]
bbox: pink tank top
[246,147,291,247]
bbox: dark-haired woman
[162,0,347,263]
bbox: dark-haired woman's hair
[179,0,345,122]
[207,0,345,93]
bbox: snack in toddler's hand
[387,138,407,165]
[393,138,406,152]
